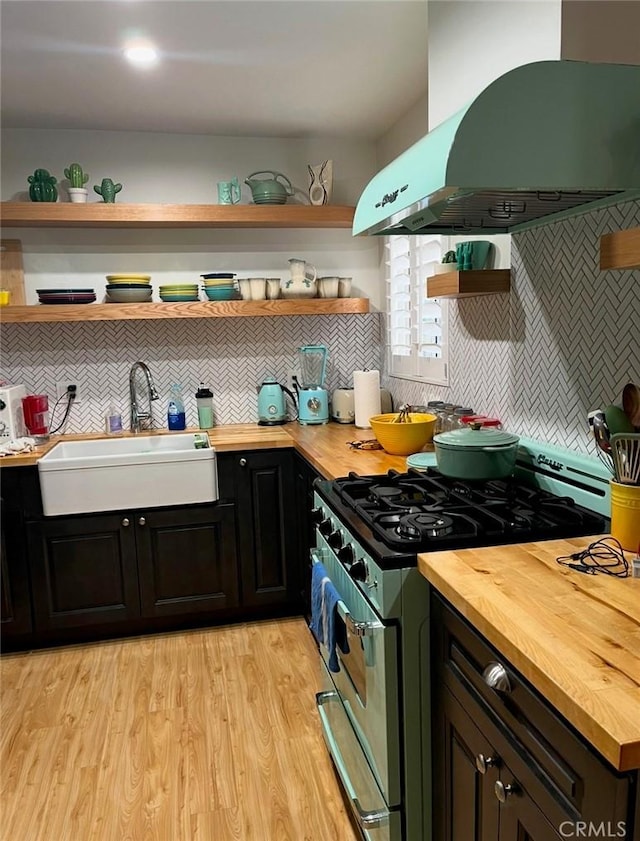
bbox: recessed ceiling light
[123,39,159,68]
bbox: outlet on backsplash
[56,381,80,403]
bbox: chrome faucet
[129,361,159,433]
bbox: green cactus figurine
[27,168,58,202]
[94,178,122,203]
[64,163,89,188]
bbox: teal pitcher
[245,171,294,205]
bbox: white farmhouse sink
[38,433,218,516]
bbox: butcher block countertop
[0,421,409,475]
[418,540,640,772]
[7,421,638,771]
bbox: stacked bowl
[105,274,152,304]
[159,284,200,302]
[37,288,96,305]
[201,273,238,302]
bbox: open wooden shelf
[0,297,370,324]
[426,270,511,299]
[600,227,640,270]
[0,202,355,229]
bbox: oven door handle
[316,691,390,831]
[311,551,382,639]
[338,601,382,639]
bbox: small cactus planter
[94,178,122,203]
[64,163,89,188]
[28,169,58,202]
[64,163,89,202]
[433,250,459,275]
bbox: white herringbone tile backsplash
[2,201,638,449]
[0,314,383,432]
[385,199,640,454]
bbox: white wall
[426,0,562,129]
[375,94,428,169]
[1,128,387,309]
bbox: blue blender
[294,345,329,425]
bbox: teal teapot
[245,171,294,205]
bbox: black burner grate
[332,468,606,552]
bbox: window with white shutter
[385,234,449,386]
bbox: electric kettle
[257,377,297,425]
[245,171,295,205]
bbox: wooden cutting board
[0,239,25,305]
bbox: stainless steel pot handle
[316,691,390,831]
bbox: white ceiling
[0,0,428,140]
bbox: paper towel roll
[354,370,381,428]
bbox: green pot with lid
[433,424,520,480]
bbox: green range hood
[353,60,640,237]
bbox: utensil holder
[610,480,640,552]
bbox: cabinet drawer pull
[122,518,130,527]
[138,516,146,526]
[483,662,512,693]
[475,753,498,774]
[239,458,247,467]
[494,780,517,802]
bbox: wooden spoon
[622,382,640,428]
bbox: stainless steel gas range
[310,438,610,841]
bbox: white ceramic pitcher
[283,258,317,299]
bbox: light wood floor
[0,617,359,841]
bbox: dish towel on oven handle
[310,560,349,672]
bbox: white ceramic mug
[318,276,339,298]
[238,279,251,300]
[338,277,352,298]
[266,278,281,300]
[249,277,266,300]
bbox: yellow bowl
[106,274,151,282]
[369,412,437,456]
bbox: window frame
[384,234,449,386]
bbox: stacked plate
[159,284,199,302]
[105,274,152,303]
[37,288,96,305]
[201,273,238,301]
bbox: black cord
[48,391,75,435]
[556,537,630,577]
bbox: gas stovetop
[316,466,608,568]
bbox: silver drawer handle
[121,517,130,527]
[475,753,498,774]
[239,457,247,467]
[495,780,517,802]
[138,516,146,526]
[483,662,512,693]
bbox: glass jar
[437,403,456,433]
[452,407,474,429]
